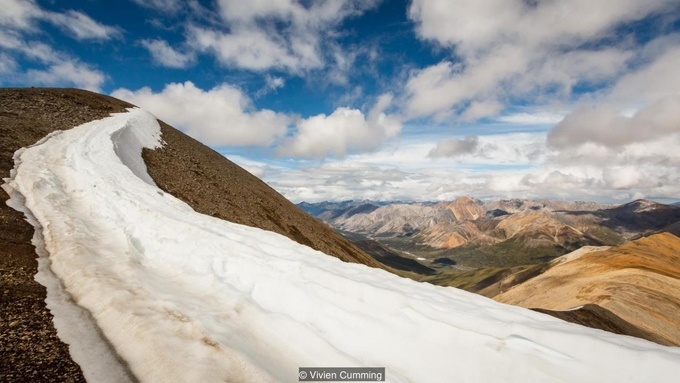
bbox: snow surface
[3,109,680,383]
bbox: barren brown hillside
[495,232,680,346]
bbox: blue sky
[2,0,680,203]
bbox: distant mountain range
[300,197,680,268]
[300,198,680,345]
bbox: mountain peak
[621,199,664,213]
[446,196,485,221]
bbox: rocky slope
[1,88,133,382]
[142,121,383,268]
[0,88,382,381]
[495,232,680,346]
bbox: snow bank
[3,109,680,383]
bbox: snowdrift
[3,109,680,382]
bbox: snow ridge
[3,109,680,382]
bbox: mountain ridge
[300,197,680,268]
[0,88,383,380]
[495,232,680,346]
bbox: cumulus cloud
[409,0,674,55]
[525,32,680,202]
[111,81,291,146]
[0,0,42,30]
[427,133,546,163]
[610,42,680,104]
[187,24,321,72]
[0,0,120,40]
[0,0,114,90]
[277,93,402,158]
[186,0,381,73]
[399,0,680,204]
[497,112,565,125]
[43,10,122,40]
[460,100,503,121]
[131,0,183,13]
[0,53,16,74]
[265,75,284,90]
[27,61,105,91]
[405,47,529,119]
[141,39,194,68]
[216,0,379,26]
[404,0,679,120]
[255,131,680,203]
[602,167,644,190]
[0,34,106,90]
[548,96,680,149]
[255,75,286,97]
[428,136,479,158]
[264,161,412,202]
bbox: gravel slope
[1,88,131,382]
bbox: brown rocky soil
[1,88,132,382]
[0,88,381,381]
[142,122,383,268]
[495,232,680,346]
[532,304,666,345]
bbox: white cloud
[185,0,381,73]
[428,136,479,158]
[610,42,680,104]
[111,81,291,147]
[217,0,299,22]
[0,34,106,90]
[460,100,503,121]
[405,46,529,119]
[254,127,680,203]
[265,75,284,90]
[602,167,644,190]
[0,0,42,30]
[264,160,413,202]
[0,0,120,40]
[255,75,286,97]
[216,0,379,26]
[548,96,680,149]
[497,112,565,125]
[0,0,113,90]
[426,133,546,164]
[409,0,675,55]
[404,0,679,120]
[141,39,194,68]
[26,61,106,92]
[131,0,183,13]
[398,2,680,203]
[43,10,121,40]
[27,61,106,91]
[0,53,16,74]
[187,25,321,72]
[277,94,402,158]
[22,41,61,63]
[527,48,634,93]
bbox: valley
[300,197,680,270]
[300,198,680,345]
